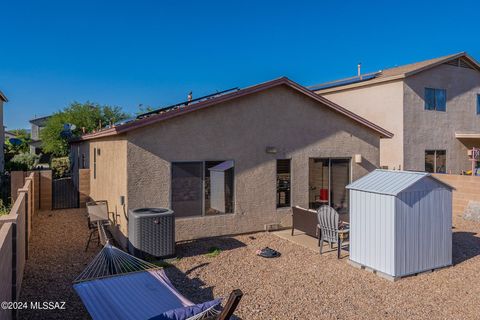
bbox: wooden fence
[0,172,37,320]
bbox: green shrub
[51,157,70,178]
[7,152,40,171]
[0,199,11,216]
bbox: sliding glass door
[309,158,350,219]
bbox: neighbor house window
[276,159,291,208]
[93,148,97,179]
[477,94,480,115]
[425,150,446,173]
[171,161,234,218]
[425,88,446,111]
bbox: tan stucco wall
[125,85,381,241]
[404,64,480,173]
[318,81,404,170]
[88,137,128,245]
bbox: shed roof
[346,169,454,196]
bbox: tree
[4,129,31,162]
[40,102,130,156]
[6,152,40,171]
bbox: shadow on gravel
[453,231,480,264]
[164,265,243,320]
[175,236,246,258]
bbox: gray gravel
[18,209,480,320]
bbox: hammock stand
[74,231,242,320]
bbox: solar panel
[136,87,240,119]
[308,72,379,91]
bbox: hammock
[74,242,242,320]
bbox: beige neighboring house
[0,90,8,173]
[73,77,392,245]
[312,52,480,174]
[29,115,51,155]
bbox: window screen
[477,94,480,115]
[424,88,446,111]
[171,162,203,218]
[425,88,436,110]
[276,159,291,208]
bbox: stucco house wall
[403,64,480,173]
[318,81,404,170]
[125,85,382,242]
[88,137,128,244]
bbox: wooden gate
[52,177,79,209]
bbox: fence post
[18,188,29,261]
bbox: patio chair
[85,200,112,251]
[316,205,349,259]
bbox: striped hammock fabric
[73,243,220,320]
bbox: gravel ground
[18,210,480,319]
[19,209,98,320]
[167,215,480,320]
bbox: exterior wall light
[266,146,277,154]
[354,154,362,163]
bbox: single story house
[72,77,392,246]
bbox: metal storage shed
[346,169,453,281]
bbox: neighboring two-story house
[29,115,50,155]
[311,52,480,174]
[0,90,8,173]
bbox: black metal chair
[316,205,349,259]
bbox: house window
[425,88,446,111]
[477,94,480,115]
[93,148,97,179]
[425,150,446,173]
[171,161,234,218]
[81,154,86,169]
[276,159,291,208]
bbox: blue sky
[1,0,479,129]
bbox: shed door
[171,162,203,218]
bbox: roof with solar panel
[73,77,393,142]
[310,52,480,92]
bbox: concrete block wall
[11,171,49,212]
[10,171,26,203]
[39,170,52,210]
[433,174,480,217]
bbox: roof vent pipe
[358,63,362,80]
